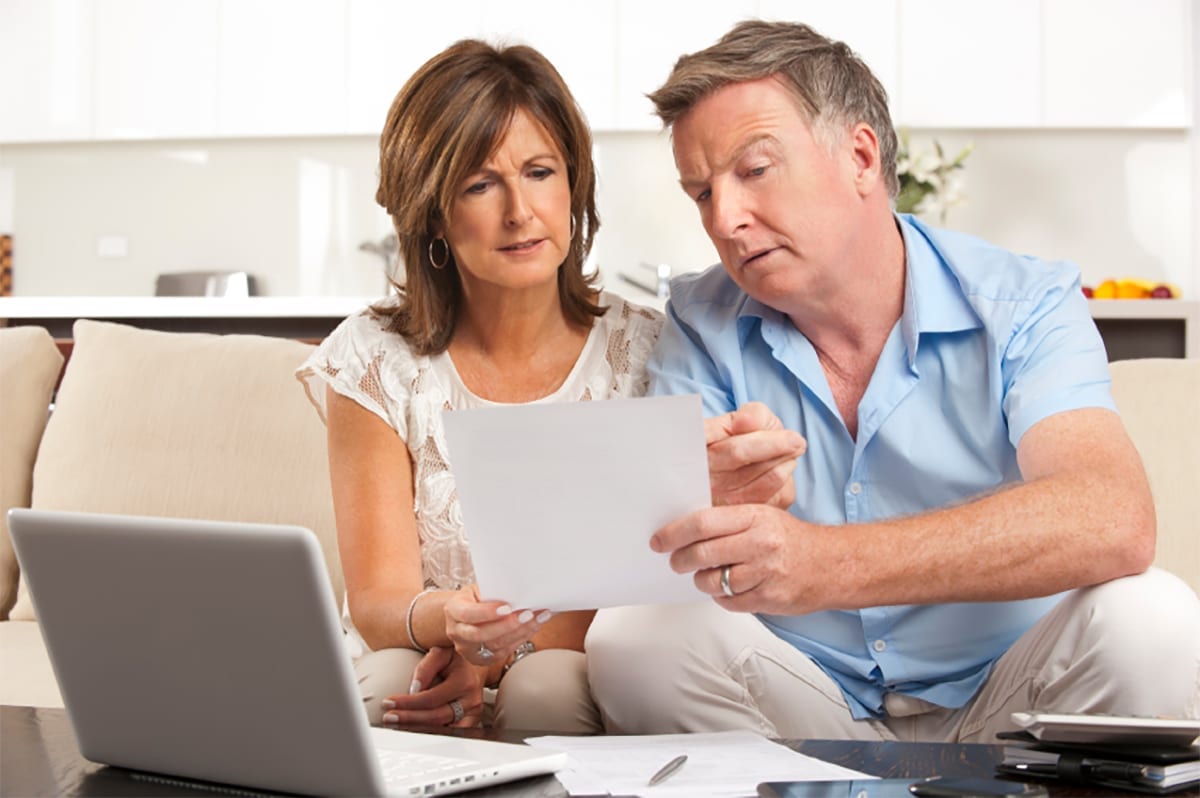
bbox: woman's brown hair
[373,39,604,355]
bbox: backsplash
[0,128,1194,300]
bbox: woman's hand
[443,586,550,672]
[380,647,484,728]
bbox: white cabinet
[1043,0,1192,128]
[478,2,620,131]
[1,0,1192,143]
[757,0,899,108]
[346,0,487,136]
[896,0,1192,129]
[346,2,621,134]
[0,0,94,143]
[896,0,1042,128]
[614,0,759,131]
[217,0,348,137]
[93,0,220,139]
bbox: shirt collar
[898,214,983,365]
[728,215,983,360]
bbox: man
[586,20,1199,743]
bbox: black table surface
[3,705,1190,797]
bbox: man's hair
[373,39,603,355]
[648,20,899,197]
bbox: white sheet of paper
[525,730,875,797]
[441,393,710,610]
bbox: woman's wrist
[405,587,436,653]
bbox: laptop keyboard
[377,748,484,795]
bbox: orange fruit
[1116,280,1150,299]
[1093,279,1118,299]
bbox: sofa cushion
[0,326,64,619]
[1109,358,1200,595]
[0,621,62,708]
[9,319,341,620]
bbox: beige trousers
[354,647,602,733]
[586,568,1200,743]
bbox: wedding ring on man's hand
[720,565,736,597]
[448,699,464,723]
[477,643,494,660]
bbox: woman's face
[442,108,572,297]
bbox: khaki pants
[586,568,1200,742]
[354,647,602,733]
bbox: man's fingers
[709,429,804,473]
[650,504,756,556]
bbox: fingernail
[382,699,396,709]
[495,604,513,616]
[649,535,662,552]
[536,610,554,623]
[382,712,398,724]
[517,610,534,623]
[409,680,421,695]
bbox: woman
[297,39,661,732]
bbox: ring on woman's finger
[720,564,737,597]
[448,699,464,723]
[477,643,494,660]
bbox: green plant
[894,130,973,222]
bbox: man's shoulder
[666,263,748,323]
[911,218,1081,305]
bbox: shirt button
[873,639,887,653]
[849,482,863,495]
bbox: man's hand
[650,503,830,615]
[706,402,806,509]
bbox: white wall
[1,125,1194,301]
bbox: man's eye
[694,189,711,203]
[747,165,768,177]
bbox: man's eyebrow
[678,133,780,191]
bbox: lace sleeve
[295,307,413,441]
[602,293,665,398]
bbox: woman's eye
[529,166,554,180]
[465,180,490,195]
[747,165,768,178]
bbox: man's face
[671,77,866,309]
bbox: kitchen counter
[1087,299,1199,360]
[2,296,1196,357]
[0,296,377,339]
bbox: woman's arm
[326,385,455,651]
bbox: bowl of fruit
[1082,278,1180,299]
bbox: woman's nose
[505,187,534,228]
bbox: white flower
[895,131,973,223]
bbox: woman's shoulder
[319,298,417,360]
[596,291,664,344]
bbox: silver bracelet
[405,587,436,654]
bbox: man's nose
[709,185,750,239]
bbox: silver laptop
[8,508,567,797]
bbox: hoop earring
[427,236,449,270]
[569,215,577,242]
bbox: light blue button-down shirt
[648,215,1116,719]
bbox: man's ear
[849,123,883,197]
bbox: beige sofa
[0,320,341,708]
[1,321,1197,710]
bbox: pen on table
[1011,761,1150,782]
[647,754,688,786]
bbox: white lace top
[297,291,663,657]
